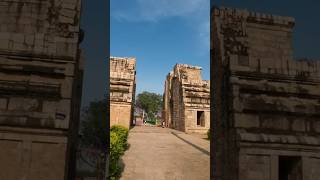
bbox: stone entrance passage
[120,126,209,180]
[279,156,302,180]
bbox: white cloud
[112,0,208,22]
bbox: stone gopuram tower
[211,7,320,180]
[163,64,210,134]
[0,0,83,179]
[110,57,136,128]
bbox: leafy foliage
[110,131,122,178]
[136,91,163,120]
[110,125,129,150]
[146,118,157,125]
[110,125,129,179]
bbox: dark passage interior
[279,156,302,180]
[197,111,205,127]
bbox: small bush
[110,125,129,150]
[110,125,129,179]
[146,119,156,125]
[110,131,124,178]
[207,129,211,139]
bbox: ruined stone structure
[163,64,210,134]
[211,7,320,180]
[110,57,136,128]
[0,0,83,179]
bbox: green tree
[136,91,163,121]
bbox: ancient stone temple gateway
[163,64,210,134]
[0,0,83,179]
[211,7,320,180]
[110,57,136,128]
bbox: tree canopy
[135,91,163,119]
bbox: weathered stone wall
[211,7,320,180]
[163,72,173,127]
[110,57,136,128]
[0,0,82,179]
[164,64,210,134]
[0,0,81,59]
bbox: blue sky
[111,0,210,95]
[79,0,319,107]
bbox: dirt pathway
[120,126,209,180]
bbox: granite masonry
[163,64,210,134]
[110,57,136,128]
[211,7,320,180]
[0,0,83,179]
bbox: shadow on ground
[171,132,209,156]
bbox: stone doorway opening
[197,111,205,127]
[279,156,302,180]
